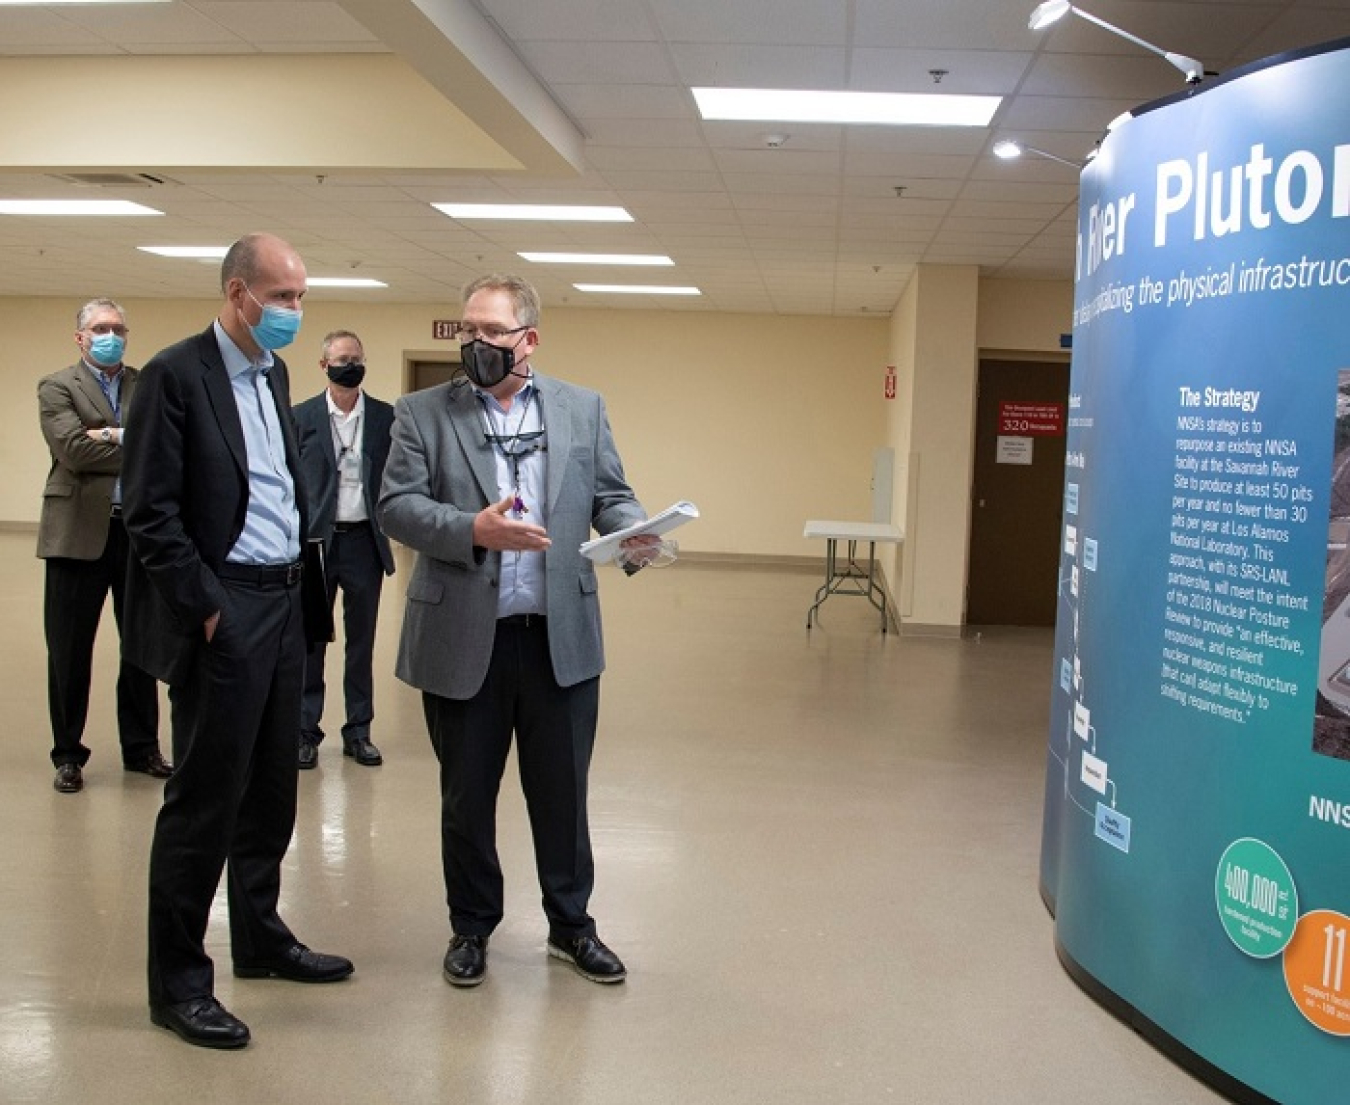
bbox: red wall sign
[998,401,1065,436]
[432,319,461,340]
[884,364,896,400]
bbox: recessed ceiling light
[308,278,388,289]
[433,203,633,222]
[0,200,163,216]
[138,246,229,259]
[573,284,701,296]
[692,87,1000,127]
[519,252,673,266]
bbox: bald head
[218,232,307,359]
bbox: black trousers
[44,516,159,768]
[147,575,304,1006]
[423,619,601,941]
[301,524,385,746]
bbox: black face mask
[326,361,366,389]
[461,330,530,389]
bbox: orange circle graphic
[1283,909,1350,1037]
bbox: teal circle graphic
[1215,837,1298,958]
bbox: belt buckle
[285,562,303,586]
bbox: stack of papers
[580,500,699,563]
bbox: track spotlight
[1029,1,1206,84]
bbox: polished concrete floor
[0,533,1225,1105]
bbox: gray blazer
[37,361,140,560]
[378,373,645,700]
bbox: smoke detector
[762,133,788,149]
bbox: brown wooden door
[407,358,459,392]
[966,358,1070,626]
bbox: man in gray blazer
[37,298,167,794]
[379,274,652,988]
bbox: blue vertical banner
[1040,39,1350,1104]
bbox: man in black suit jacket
[122,233,353,1051]
[292,329,395,769]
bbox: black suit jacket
[292,390,396,576]
[121,324,310,687]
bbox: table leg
[806,537,837,628]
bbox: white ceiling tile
[650,0,847,47]
[667,43,847,87]
[0,0,1338,309]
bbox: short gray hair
[321,329,363,360]
[76,297,125,330]
[462,274,540,329]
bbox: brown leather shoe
[53,763,83,794]
[125,751,173,779]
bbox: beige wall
[880,271,1073,631]
[8,297,889,561]
[11,276,1072,627]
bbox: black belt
[497,613,546,628]
[333,520,371,533]
[218,560,304,588]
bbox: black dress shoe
[443,934,488,987]
[343,737,383,766]
[124,750,174,779]
[150,997,250,1049]
[234,943,354,982]
[53,764,83,794]
[547,934,627,983]
[298,739,318,770]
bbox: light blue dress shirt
[213,320,301,565]
[85,360,123,506]
[477,379,547,617]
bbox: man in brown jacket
[38,297,168,794]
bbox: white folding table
[803,520,904,633]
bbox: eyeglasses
[483,428,545,457]
[85,323,128,336]
[459,323,528,343]
[615,539,679,571]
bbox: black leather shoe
[298,739,318,770]
[150,997,250,1049]
[125,751,174,779]
[547,934,627,983]
[234,943,353,982]
[53,764,83,794]
[443,934,488,987]
[344,737,383,766]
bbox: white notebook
[579,500,700,563]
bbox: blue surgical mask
[244,285,303,351]
[87,332,125,367]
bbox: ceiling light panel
[692,88,1001,127]
[519,252,674,265]
[433,203,633,222]
[574,284,701,295]
[0,200,163,215]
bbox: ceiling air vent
[48,173,177,187]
